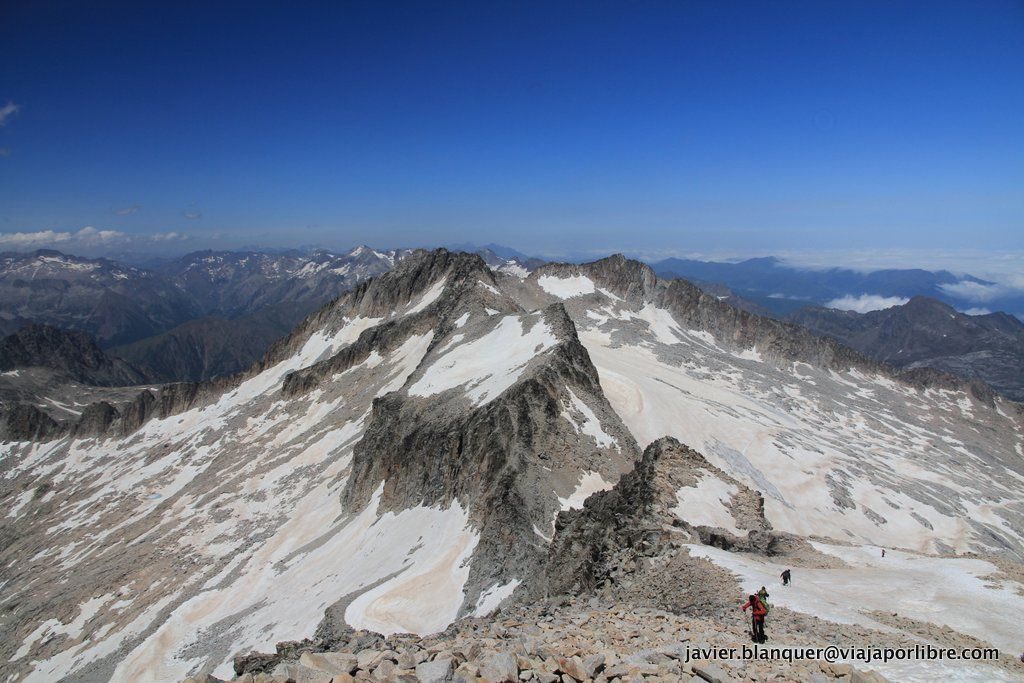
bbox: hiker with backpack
[781,568,791,585]
[742,593,768,643]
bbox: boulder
[479,652,519,682]
[299,653,358,676]
[415,656,454,683]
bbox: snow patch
[558,471,613,511]
[472,579,522,617]
[538,274,596,299]
[409,315,558,406]
[562,389,618,449]
[672,474,741,535]
[407,278,447,314]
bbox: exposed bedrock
[342,303,639,617]
[539,437,790,603]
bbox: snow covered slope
[516,257,1024,558]
[0,251,635,682]
[2,250,1021,682]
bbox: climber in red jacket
[742,593,768,643]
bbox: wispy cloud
[0,226,188,249]
[961,307,992,316]
[183,209,202,220]
[825,294,909,313]
[114,205,141,216]
[0,102,19,126]
[150,231,184,241]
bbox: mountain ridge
[1,248,1022,682]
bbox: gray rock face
[0,402,61,441]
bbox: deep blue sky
[0,0,1022,258]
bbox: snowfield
[688,543,1024,683]
[575,320,1024,556]
[409,313,558,406]
[537,274,596,299]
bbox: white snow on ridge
[409,315,558,406]
[558,470,613,511]
[498,262,529,278]
[563,388,618,449]
[636,303,684,345]
[538,274,596,299]
[7,489,33,518]
[472,579,522,617]
[407,278,447,314]
[672,475,742,535]
[343,492,478,636]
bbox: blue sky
[0,0,1022,261]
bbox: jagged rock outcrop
[533,255,1007,406]
[576,255,888,374]
[539,438,780,603]
[341,303,640,614]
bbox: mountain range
[650,255,1023,319]
[788,296,1024,401]
[0,246,545,384]
[2,249,1021,682]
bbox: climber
[758,586,771,615]
[781,568,791,586]
[742,593,768,643]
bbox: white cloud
[825,294,909,313]
[183,210,202,220]
[0,102,19,126]
[0,227,187,249]
[961,307,992,316]
[114,205,140,215]
[938,280,1009,303]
